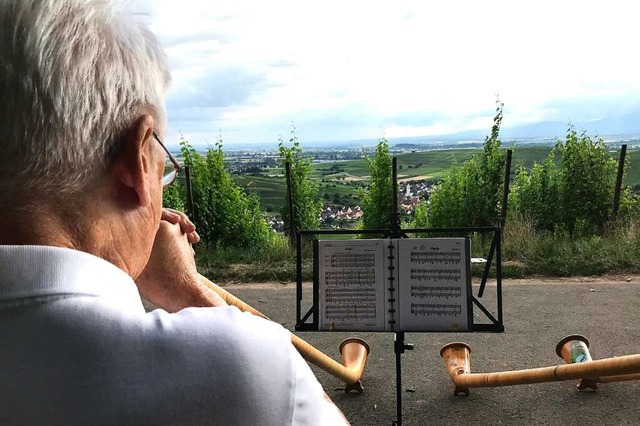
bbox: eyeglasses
[153,131,181,187]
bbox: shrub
[428,100,506,228]
[278,124,322,234]
[162,179,186,212]
[360,138,395,230]
[509,126,636,236]
[411,200,429,228]
[510,150,560,232]
[181,138,271,249]
[559,127,616,235]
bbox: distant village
[268,181,432,231]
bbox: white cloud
[150,0,640,145]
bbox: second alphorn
[440,341,640,395]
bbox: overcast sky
[149,0,640,146]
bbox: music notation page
[317,239,389,331]
[395,238,471,331]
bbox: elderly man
[0,1,348,424]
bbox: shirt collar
[0,245,142,309]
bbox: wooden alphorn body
[199,275,370,393]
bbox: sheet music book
[315,238,472,332]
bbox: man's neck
[3,210,140,276]
[1,204,89,248]
[1,187,156,281]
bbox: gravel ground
[224,276,640,426]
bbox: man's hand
[161,208,200,244]
[136,218,226,312]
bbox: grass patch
[196,233,315,282]
[503,218,640,276]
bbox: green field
[232,174,287,211]
[311,148,482,181]
[233,173,360,211]
[233,146,638,211]
[626,150,640,187]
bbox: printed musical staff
[325,305,377,320]
[325,288,376,303]
[410,285,462,299]
[409,268,462,282]
[324,287,377,322]
[397,237,470,331]
[410,250,461,265]
[329,253,376,268]
[324,270,376,287]
[319,241,384,328]
[410,303,462,317]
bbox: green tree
[278,124,322,235]
[181,137,270,248]
[509,150,560,232]
[559,127,616,235]
[428,101,506,227]
[509,126,636,235]
[411,199,429,228]
[360,138,394,230]
[480,102,508,224]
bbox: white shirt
[0,245,342,425]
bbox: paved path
[225,278,640,425]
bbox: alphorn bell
[556,334,640,390]
[555,334,597,390]
[198,274,371,393]
[440,341,640,395]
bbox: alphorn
[440,341,640,395]
[555,334,640,390]
[198,274,370,393]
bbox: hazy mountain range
[174,111,640,152]
[437,112,640,141]
[330,112,640,151]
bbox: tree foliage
[278,125,322,234]
[510,127,635,235]
[411,199,429,228]
[559,128,616,235]
[428,101,507,228]
[509,150,560,232]
[360,138,394,230]
[162,180,186,212]
[180,137,270,248]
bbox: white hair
[0,0,170,201]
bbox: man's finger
[179,220,196,234]
[161,208,181,224]
[187,231,200,244]
[162,208,197,234]
[165,208,188,221]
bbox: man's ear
[113,115,156,208]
